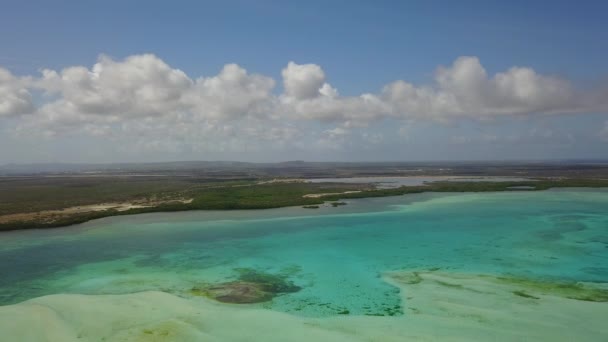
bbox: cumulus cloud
[1,53,607,155]
[19,54,277,137]
[383,56,581,120]
[184,63,275,120]
[37,54,192,118]
[278,62,389,124]
[281,90,390,125]
[0,68,33,117]
[278,57,604,125]
[281,61,326,100]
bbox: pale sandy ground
[303,191,362,198]
[256,178,306,185]
[0,199,193,224]
[1,271,606,341]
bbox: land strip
[2,174,608,231]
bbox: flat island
[3,160,608,231]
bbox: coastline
[2,270,606,341]
[2,178,608,231]
[2,188,607,340]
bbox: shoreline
[1,189,607,340]
[2,178,608,231]
[1,270,606,341]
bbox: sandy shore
[0,199,193,224]
[303,191,362,198]
[1,271,606,341]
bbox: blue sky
[0,0,607,162]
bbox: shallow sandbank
[2,271,607,341]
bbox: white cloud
[9,54,607,127]
[184,63,275,120]
[278,62,389,124]
[37,54,192,118]
[281,61,326,100]
[383,56,582,120]
[21,55,277,136]
[0,68,33,117]
[1,53,607,156]
[281,91,390,124]
[318,83,338,98]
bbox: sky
[1,0,607,163]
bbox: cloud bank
[1,53,607,155]
[0,68,33,117]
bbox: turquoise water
[0,189,607,317]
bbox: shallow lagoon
[0,189,607,339]
[307,175,534,188]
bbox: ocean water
[0,188,607,317]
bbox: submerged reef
[193,282,274,303]
[388,269,608,303]
[191,268,301,304]
[496,276,608,302]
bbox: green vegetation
[0,178,363,231]
[435,280,464,289]
[324,178,608,201]
[2,177,608,231]
[497,276,608,302]
[384,304,403,316]
[0,176,204,216]
[395,271,608,304]
[513,290,540,299]
[187,182,329,209]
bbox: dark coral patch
[204,281,274,303]
[193,268,302,304]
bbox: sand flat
[2,271,606,341]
